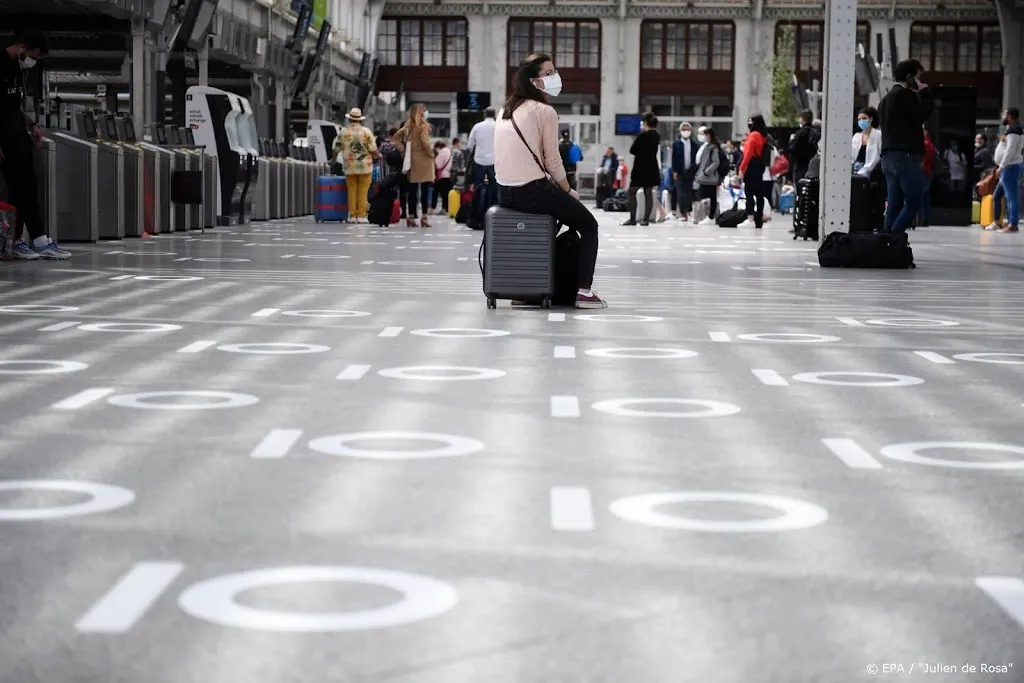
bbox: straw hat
[346,107,365,121]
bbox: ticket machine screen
[168,127,181,145]
[183,128,195,145]
[155,125,167,145]
[102,116,119,141]
[82,112,97,139]
[123,119,136,142]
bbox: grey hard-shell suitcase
[480,205,556,309]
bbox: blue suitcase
[315,175,348,222]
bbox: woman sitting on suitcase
[851,106,886,231]
[493,52,606,309]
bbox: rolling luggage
[716,200,746,228]
[481,206,556,308]
[315,175,348,222]
[818,231,915,269]
[448,188,461,218]
[602,196,628,212]
[849,174,874,233]
[980,194,1005,227]
[793,176,819,240]
[972,199,981,224]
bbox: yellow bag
[980,195,1005,227]
[448,189,461,218]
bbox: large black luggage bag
[849,174,876,234]
[793,177,819,240]
[818,231,916,269]
[481,206,556,308]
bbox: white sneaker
[699,217,716,226]
[737,219,755,228]
[985,222,1000,231]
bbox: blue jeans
[881,152,924,234]
[999,163,1023,226]
[917,171,931,225]
[473,163,498,210]
[992,179,1005,222]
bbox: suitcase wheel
[541,298,551,309]
[486,297,497,310]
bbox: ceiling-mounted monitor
[151,0,175,32]
[287,2,313,52]
[187,0,219,49]
[291,51,316,99]
[315,20,331,57]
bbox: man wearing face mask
[671,123,699,221]
[0,33,69,259]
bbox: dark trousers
[498,179,599,289]
[698,184,718,219]
[743,169,765,228]
[881,151,924,234]
[565,169,577,191]
[405,181,431,218]
[473,163,498,210]
[673,173,694,215]
[628,185,654,223]
[0,131,44,242]
[432,178,452,211]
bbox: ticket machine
[137,124,181,234]
[233,96,259,225]
[97,113,152,238]
[77,110,125,239]
[186,85,248,226]
[306,119,340,165]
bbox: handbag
[977,170,998,197]
[401,130,412,174]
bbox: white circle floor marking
[791,371,925,387]
[107,391,260,410]
[585,347,698,360]
[879,442,1024,470]
[609,491,829,532]
[0,304,79,313]
[645,260,703,265]
[573,314,664,323]
[591,398,741,418]
[308,431,484,459]
[297,255,352,259]
[217,343,330,355]
[743,266,813,271]
[0,480,135,521]
[77,322,183,333]
[0,360,89,375]
[593,264,619,269]
[177,566,459,633]
[737,333,841,343]
[377,261,434,266]
[192,258,251,263]
[133,275,204,282]
[410,328,510,338]
[377,365,507,381]
[952,353,1024,365]
[281,310,372,318]
[864,318,960,328]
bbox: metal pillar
[156,47,168,126]
[275,84,286,140]
[131,19,147,135]
[818,0,858,236]
[199,43,209,86]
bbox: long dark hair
[704,127,719,146]
[749,114,767,135]
[502,52,551,119]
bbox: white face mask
[697,134,707,144]
[539,73,562,98]
[423,110,430,121]
[20,56,36,70]
[681,130,691,139]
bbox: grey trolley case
[480,205,556,309]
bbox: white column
[198,42,209,86]
[996,1,1024,110]
[131,19,147,135]
[733,18,775,131]
[599,17,641,151]
[818,0,858,236]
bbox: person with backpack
[788,110,818,182]
[558,129,583,190]
[737,114,770,229]
[694,127,722,225]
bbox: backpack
[760,136,775,167]
[717,147,730,183]
[568,143,583,165]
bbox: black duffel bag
[818,231,916,269]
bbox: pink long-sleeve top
[494,99,567,186]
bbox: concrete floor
[0,210,1022,683]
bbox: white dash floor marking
[250,429,305,459]
[751,369,790,386]
[336,364,371,380]
[821,438,883,469]
[378,326,404,337]
[550,395,581,418]
[836,317,866,327]
[709,331,732,342]
[457,256,469,261]
[52,388,116,410]
[548,312,566,322]
[550,487,595,531]
[631,259,644,264]
[177,340,218,354]
[75,562,184,633]
[394,245,407,250]
[280,254,295,258]
[173,257,193,262]
[730,265,746,270]
[976,577,1024,629]
[109,274,133,281]
[554,345,576,359]
[39,321,80,332]
[251,308,280,318]
[360,260,375,265]
[914,351,955,364]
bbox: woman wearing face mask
[493,52,605,308]
[394,103,435,228]
[694,127,721,225]
[624,112,661,226]
[737,115,769,229]
[943,139,967,194]
[851,107,885,229]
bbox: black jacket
[630,129,662,188]
[789,124,817,170]
[0,53,27,140]
[878,84,933,156]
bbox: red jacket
[923,139,936,177]
[739,131,765,176]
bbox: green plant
[771,26,799,127]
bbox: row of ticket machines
[34,87,341,241]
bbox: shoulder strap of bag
[509,111,548,176]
